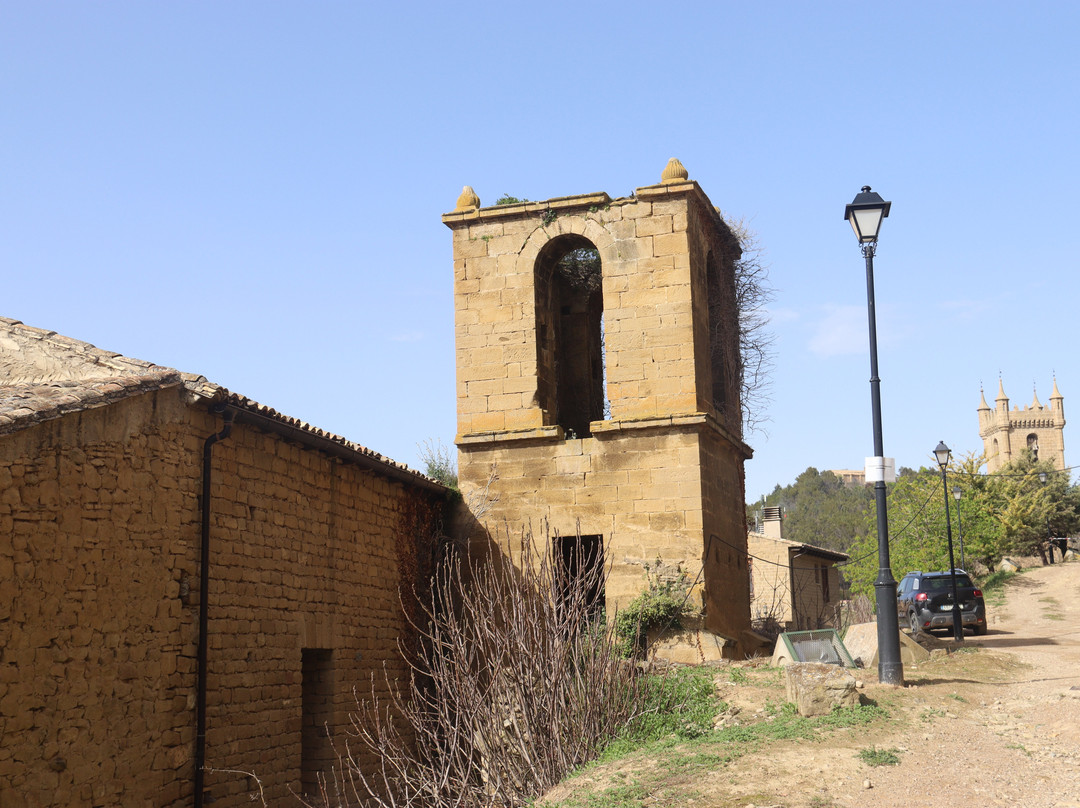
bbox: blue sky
[4,2,1078,503]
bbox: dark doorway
[301,648,334,796]
[554,533,605,623]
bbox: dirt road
[731,560,1080,808]
[545,561,1080,808]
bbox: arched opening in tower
[534,235,606,438]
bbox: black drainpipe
[195,406,233,808]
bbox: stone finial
[661,158,689,184]
[455,185,480,212]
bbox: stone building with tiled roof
[0,317,448,807]
[746,507,849,635]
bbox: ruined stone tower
[443,159,754,653]
[978,379,1066,472]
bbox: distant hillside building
[978,379,1066,472]
[828,469,865,487]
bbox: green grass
[979,569,1020,607]
[556,701,891,807]
[920,707,945,722]
[596,666,723,761]
[858,746,900,766]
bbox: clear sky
[4,2,1078,502]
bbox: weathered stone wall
[788,556,840,631]
[748,532,790,626]
[448,168,752,652]
[0,388,441,807]
[699,426,751,640]
[457,425,708,610]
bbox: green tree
[418,438,458,489]
[843,466,947,602]
[757,467,873,554]
[986,450,1080,560]
[844,451,1080,604]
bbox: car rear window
[924,574,974,590]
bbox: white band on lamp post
[864,456,896,483]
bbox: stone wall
[0,387,442,807]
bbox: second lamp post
[934,441,965,641]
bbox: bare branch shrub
[750,572,790,645]
[720,214,775,437]
[834,594,875,634]
[304,529,646,808]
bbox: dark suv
[896,570,987,636]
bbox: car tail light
[973,589,983,597]
[915,592,928,603]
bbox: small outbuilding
[748,507,849,633]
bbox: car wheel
[908,611,920,635]
[974,622,988,636]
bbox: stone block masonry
[446,161,755,652]
[0,386,444,807]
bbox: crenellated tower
[978,378,1066,472]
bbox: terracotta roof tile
[0,371,184,435]
[0,318,442,487]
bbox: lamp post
[952,486,966,571]
[844,186,903,685]
[934,441,965,641]
[1039,471,1054,563]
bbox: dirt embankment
[546,561,1080,808]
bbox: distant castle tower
[978,379,1065,472]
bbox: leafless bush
[303,529,645,808]
[721,214,775,438]
[834,594,875,634]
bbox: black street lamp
[844,186,903,685]
[952,486,966,571]
[1038,471,1054,563]
[934,441,965,641]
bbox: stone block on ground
[842,622,930,669]
[784,662,859,717]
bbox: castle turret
[1051,377,1065,417]
[979,378,1065,472]
[977,387,991,430]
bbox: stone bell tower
[978,378,1066,473]
[443,159,754,654]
